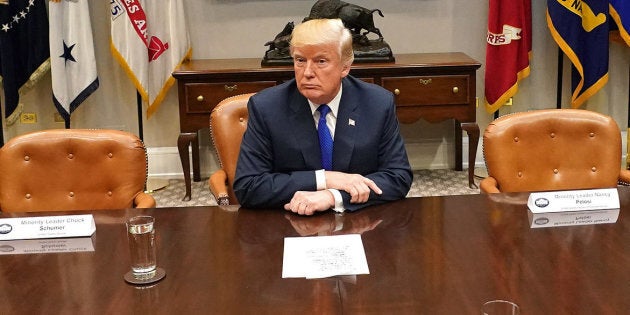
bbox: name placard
[528,208,620,228]
[527,188,619,213]
[0,215,96,241]
[0,237,95,255]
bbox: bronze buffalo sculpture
[261,0,393,66]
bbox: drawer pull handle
[394,89,400,95]
[419,78,432,85]
[196,95,204,102]
[452,87,459,94]
[224,84,238,92]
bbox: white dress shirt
[308,86,345,211]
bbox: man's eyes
[293,58,329,67]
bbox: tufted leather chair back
[209,93,254,205]
[480,109,629,193]
[0,129,155,212]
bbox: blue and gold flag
[547,0,609,109]
[0,0,49,125]
[610,0,630,46]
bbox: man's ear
[341,62,351,78]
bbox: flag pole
[1,114,4,147]
[1,98,4,146]
[137,90,168,192]
[626,63,630,170]
[556,47,563,109]
[136,91,143,141]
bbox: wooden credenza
[173,53,481,201]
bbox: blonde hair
[290,19,354,66]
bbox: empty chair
[209,93,254,205]
[480,109,630,193]
[0,129,156,212]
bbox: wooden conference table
[0,190,628,314]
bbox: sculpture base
[261,39,394,67]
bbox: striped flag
[110,0,192,117]
[49,0,99,127]
[484,0,532,114]
[547,0,609,109]
[610,0,630,46]
[0,0,49,125]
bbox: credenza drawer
[382,75,469,107]
[184,81,276,112]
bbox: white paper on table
[282,234,369,279]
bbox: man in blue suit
[234,18,412,215]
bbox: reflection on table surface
[0,189,628,314]
[0,237,95,255]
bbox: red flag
[485,0,532,114]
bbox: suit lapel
[288,91,321,169]
[333,79,359,171]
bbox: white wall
[3,1,629,178]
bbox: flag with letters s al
[547,0,609,109]
[484,0,532,114]
[49,0,99,125]
[110,0,191,117]
[0,0,49,125]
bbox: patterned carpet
[150,169,483,208]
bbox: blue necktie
[317,105,333,170]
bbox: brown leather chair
[209,93,254,205]
[0,129,156,212]
[480,109,630,193]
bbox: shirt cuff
[315,169,327,190]
[327,189,345,212]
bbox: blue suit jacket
[234,76,412,211]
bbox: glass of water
[481,300,520,315]
[126,216,157,280]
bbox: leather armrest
[209,169,230,205]
[480,176,501,194]
[134,192,156,208]
[618,169,630,186]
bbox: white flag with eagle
[110,0,191,117]
[49,0,99,126]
